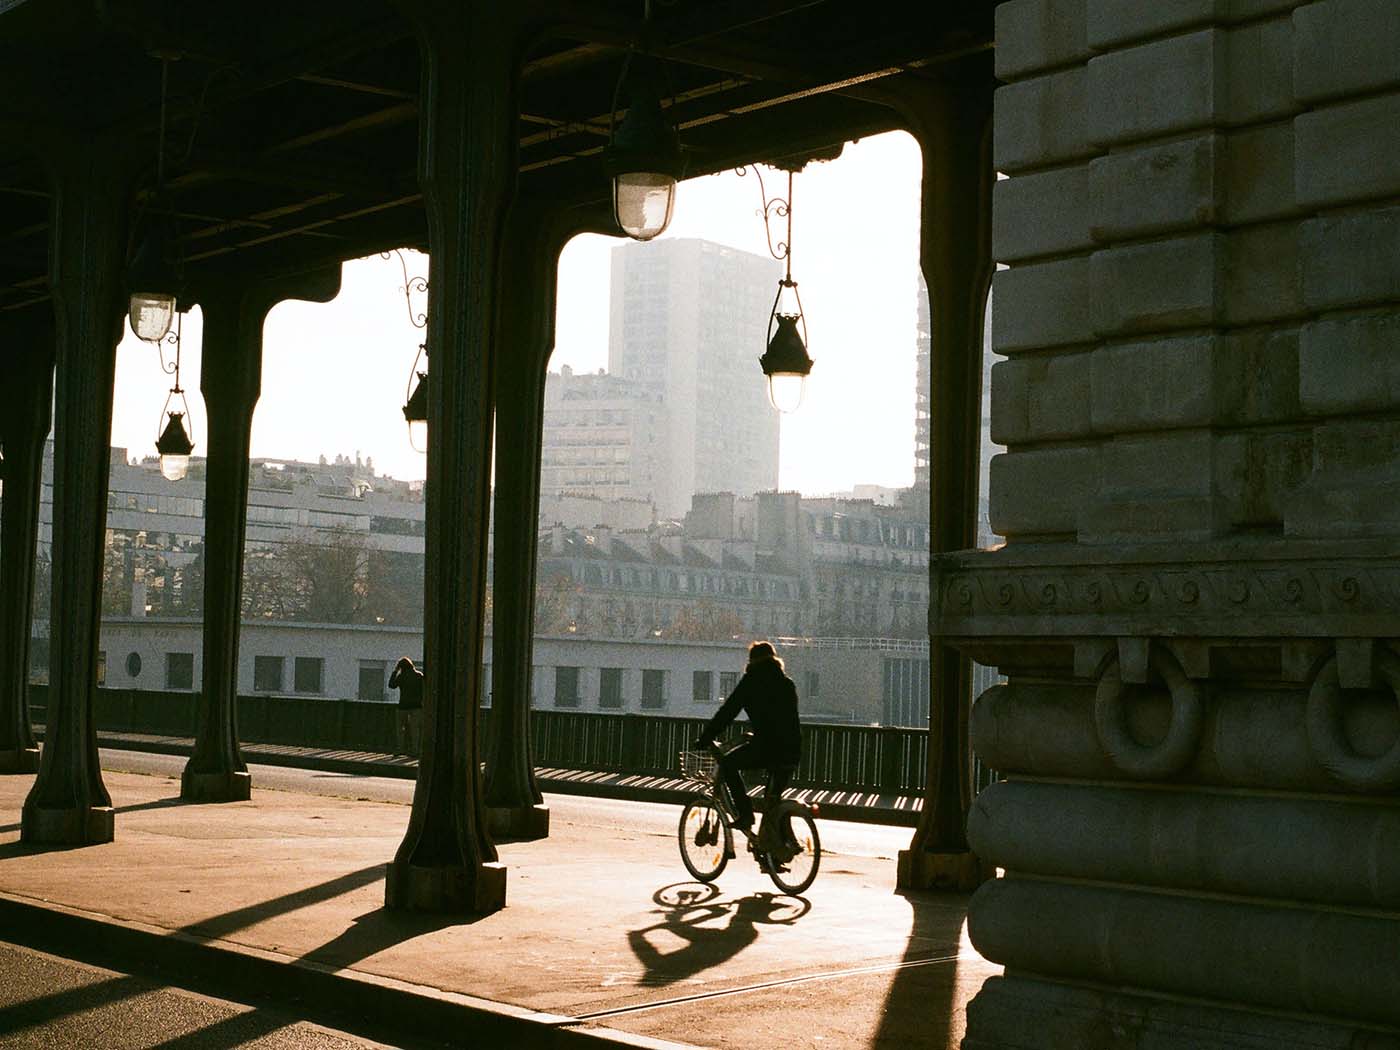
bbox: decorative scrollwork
[996,583,1015,607]
[1085,580,1104,605]
[1039,582,1058,606]
[1335,577,1361,603]
[735,165,791,262]
[954,581,974,608]
[1227,578,1250,604]
[383,249,429,329]
[1284,577,1305,604]
[1178,579,1200,605]
[1129,580,1151,605]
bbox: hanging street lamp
[127,214,180,343]
[403,354,428,453]
[604,2,684,241]
[128,51,182,344]
[155,313,195,481]
[385,249,430,451]
[605,59,684,241]
[743,165,813,412]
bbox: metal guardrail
[29,685,996,801]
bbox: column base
[181,768,252,803]
[20,803,115,846]
[486,803,549,841]
[385,860,507,915]
[964,974,1386,1050]
[896,848,988,892]
[0,747,40,774]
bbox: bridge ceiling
[0,0,996,316]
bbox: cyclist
[694,641,802,844]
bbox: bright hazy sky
[109,130,925,495]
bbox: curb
[0,892,700,1050]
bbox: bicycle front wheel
[678,799,731,883]
[765,808,821,895]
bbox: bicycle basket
[679,749,718,784]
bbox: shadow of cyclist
[627,883,810,987]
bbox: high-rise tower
[608,238,782,518]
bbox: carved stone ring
[1093,647,1203,779]
[1306,648,1400,791]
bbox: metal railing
[30,685,995,801]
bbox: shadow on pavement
[870,890,974,1049]
[627,882,810,987]
[301,905,466,970]
[0,974,147,1035]
[0,795,196,851]
[178,864,386,942]
[145,1007,292,1050]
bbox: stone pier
[957,0,1400,1045]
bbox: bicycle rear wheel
[764,808,820,895]
[679,799,731,882]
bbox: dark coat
[389,663,423,710]
[700,658,802,766]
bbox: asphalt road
[97,748,912,861]
[0,941,435,1050]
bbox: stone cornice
[933,539,1400,641]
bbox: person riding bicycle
[694,641,802,846]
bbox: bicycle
[676,742,822,895]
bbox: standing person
[694,640,802,834]
[389,656,423,757]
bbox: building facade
[538,366,667,507]
[84,616,928,727]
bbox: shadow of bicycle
[626,881,811,987]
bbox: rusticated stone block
[1223,222,1303,326]
[992,257,1092,352]
[1089,336,1217,433]
[1214,429,1313,529]
[968,879,1400,1026]
[1098,431,1215,501]
[994,68,1092,173]
[988,447,1098,538]
[965,974,1388,1050]
[990,352,1093,444]
[1224,16,1297,125]
[1288,420,1400,538]
[1089,135,1219,242]
[1300,312,1400,415]
[970,779,1400,906]
[1296,93,1400,209]
[1294,0,1400,103]
[1087,31,1225,147]
[1300,206,1400,311]
[1086,0,1227,50]
[1217,325,1302,425]
[1086,431,1221,542]
[1223,123,1297,224]
[994,166,1091,261]
[1090,233,1221,336]
[995,0,1089,81]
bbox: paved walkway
[0,767,991,1049]
[85,729,924,827]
